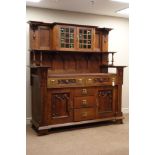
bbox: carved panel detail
[98,90,113,113]
[51,93,70,118]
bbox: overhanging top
[27,20,112,30]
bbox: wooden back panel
[30,52,108,73]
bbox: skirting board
[26,108,129,125]
[122,108,129,114]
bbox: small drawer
[74,96,96,108]
[74,108,96,122]
[74,88,96,96]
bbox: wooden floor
[26,114,128,155]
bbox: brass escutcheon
[82,89,87,94]
[50,79,55,84]
[82,99,87,106]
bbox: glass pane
[88,40,91,44]
[79,44,82,48]
[84,45,86,48]
[88,35,91,39]
[84,35,87,39]
[61,33,65,38]
[61,38,65,43]
[66,39,69,43]
[84,30,87,34]
[79,34,82,39]
[88,45,91,48]
[61,43,64,48]
[70,34,74,39]
[66,34,69,38]
[70,29,74,33]
[70,44,74,48]
[70,39,74,43]
[66,28,69,32]
[88,30,91,35]
[61,28,64,33]
[66,44,69,48]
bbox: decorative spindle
[33,51,36,65]
[107,54,109,65]
[112,53,114,66]
[40,51,43,66]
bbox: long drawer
[74,108,96,122]
[74,96,96,108]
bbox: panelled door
[38,26,51,50]
[58,25,77,51]
[97,86,116,118]
[49,90,73,124]
[57,25,95,51]
[77,27,95,51]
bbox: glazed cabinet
[52,24,95,51]
[28,21,126,135]
[29,21,110,52]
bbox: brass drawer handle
[49,79,56,86]
[82,89,87,95]
[82,100,87,106]
[82,112,88,117]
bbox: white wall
[26,7,129,120]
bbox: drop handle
[50,79,55,84]
[82,100,87,106]
[82,112,88,117]
[82,89,87,95]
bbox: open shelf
[29,49,117,54]
[100,65,127,68]
[28,65,52,68]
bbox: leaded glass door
[59,25,76,50]
[77,27,94,51]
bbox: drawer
[74,96,96,108]
[74,88,96,96]
[74,108,96,122]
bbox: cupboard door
[77,27,95,51]
[95,31,101,51]
[30,25,51,50]
[50,92,73,124]
[58,25,76,50]
[38,26,51,50]
[97,87,116,118]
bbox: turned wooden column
[116,67,125,117]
